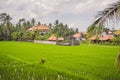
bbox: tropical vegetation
[0,13,76,41]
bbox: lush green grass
[0,41,120,80]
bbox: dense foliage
[0,13,76,41]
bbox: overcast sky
[0,0,119,31]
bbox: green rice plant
[115,51,120,68]
[40,58,46,64]
[0,41,120,80]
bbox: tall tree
[75,28,79,33]
[31,18,35,26]
[37,21,41,26]
[54,20,59,25]
[0,13,12,40]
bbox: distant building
[72,33,81,40]
[89,32,114,43]
[72,32,87,41]
[27,24,50,33]
[37,24,50,32]
[99,35,113,41]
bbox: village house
[72,32,87,41]
[27,24,50,34]
[89,30,114,43]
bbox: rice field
[0,41,120,80]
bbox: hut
[73,32,87,41]
[47,35,57,41]
[72,33,81,40]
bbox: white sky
[0,0,119,31]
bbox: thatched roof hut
[73,33,81,38]
[47,35,57,41]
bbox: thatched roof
[114,30,120,35]
[89,35,113,41]
[47,35,57,41]
[27,24,50,31]
[99,35,113,41]
[37,24,50,31]
[73,33,81,38]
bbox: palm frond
[93,1,120,26]
[88,1,120,34]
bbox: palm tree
[88,0,120,33]
[18,18,25,26]
[0,13,12,40]
[31,18,35,26]
[37,21,41,26]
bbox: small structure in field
[47,35,57,41]
[73,33,81,40]
[56,37,71,46]
[72,32,87,41]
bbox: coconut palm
[0,13,12,40]
[88,0,120,33]
[31,18,35,26]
